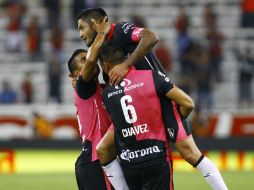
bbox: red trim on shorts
[167,160,174,190]
[165,141,174,189]
[177,134,192,142]
[172,101,187,142]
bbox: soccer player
[76,8,228,190]
[67,17,128,190]
[100,41,177,190]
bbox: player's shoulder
[128,68,152,77]
[133,69,152,75]
[115,21,136,33]
[103,83,125,100]
[102,84,113,96]
[116,21,134,27]
[152,70,171,82]
[126,69,153,83]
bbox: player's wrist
[98,31,107,35]
[125,57,135,68]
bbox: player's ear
[73,70,79,77]
[90,19,96,30]
[91,19,95,25]
[90,18,100,31]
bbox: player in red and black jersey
[100,41,181,190]
[76,8,228,190]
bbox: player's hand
[91,16,111,35]
[69,73,77,88]
[108,64,129,86]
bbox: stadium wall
[0,105,253,139]
[0,105,253,173]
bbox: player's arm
[124,28,159,67]
[80,17,110,82]
[109,25,159,85]
[153,71,194,118]
[165,86,194,118]
[96,125,116,164]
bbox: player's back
[103,68,170,167]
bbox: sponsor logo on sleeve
[157,71,170,82]
[132,28,143,37]
[122,23,135,34]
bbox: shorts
[161,97,192,143]
[75,154,113,190]
[121,160,174,190]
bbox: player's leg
[120,164,141,190]
[96,128,129,190]
[75,153,86,190]
[141,160,173,190]
[174,124,228,190]
[162,99,228,189]
[175,135,202,165]
[96,128,116,164]
[194,154,228,190]
[75,159,110,190]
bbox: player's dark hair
[99,41,126,65]
[68,49,87,74]
[76,8,107,24]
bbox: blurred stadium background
[0,0,254,189]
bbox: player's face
[78,19,97,47]
[75,52,99,78]
[75,52,87,72]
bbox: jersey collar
[106,23,116,40]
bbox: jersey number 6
[120,95,137,124]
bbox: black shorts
[161,98,192,143]
[75,155,113,190]
[121,160,174,190]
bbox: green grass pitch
[0,150,253,189]
[0,171,253,190]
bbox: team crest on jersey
[167,128,175,140]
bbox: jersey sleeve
[75,76,97,100]
[114,22,144,44]
[152,71,174,96]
